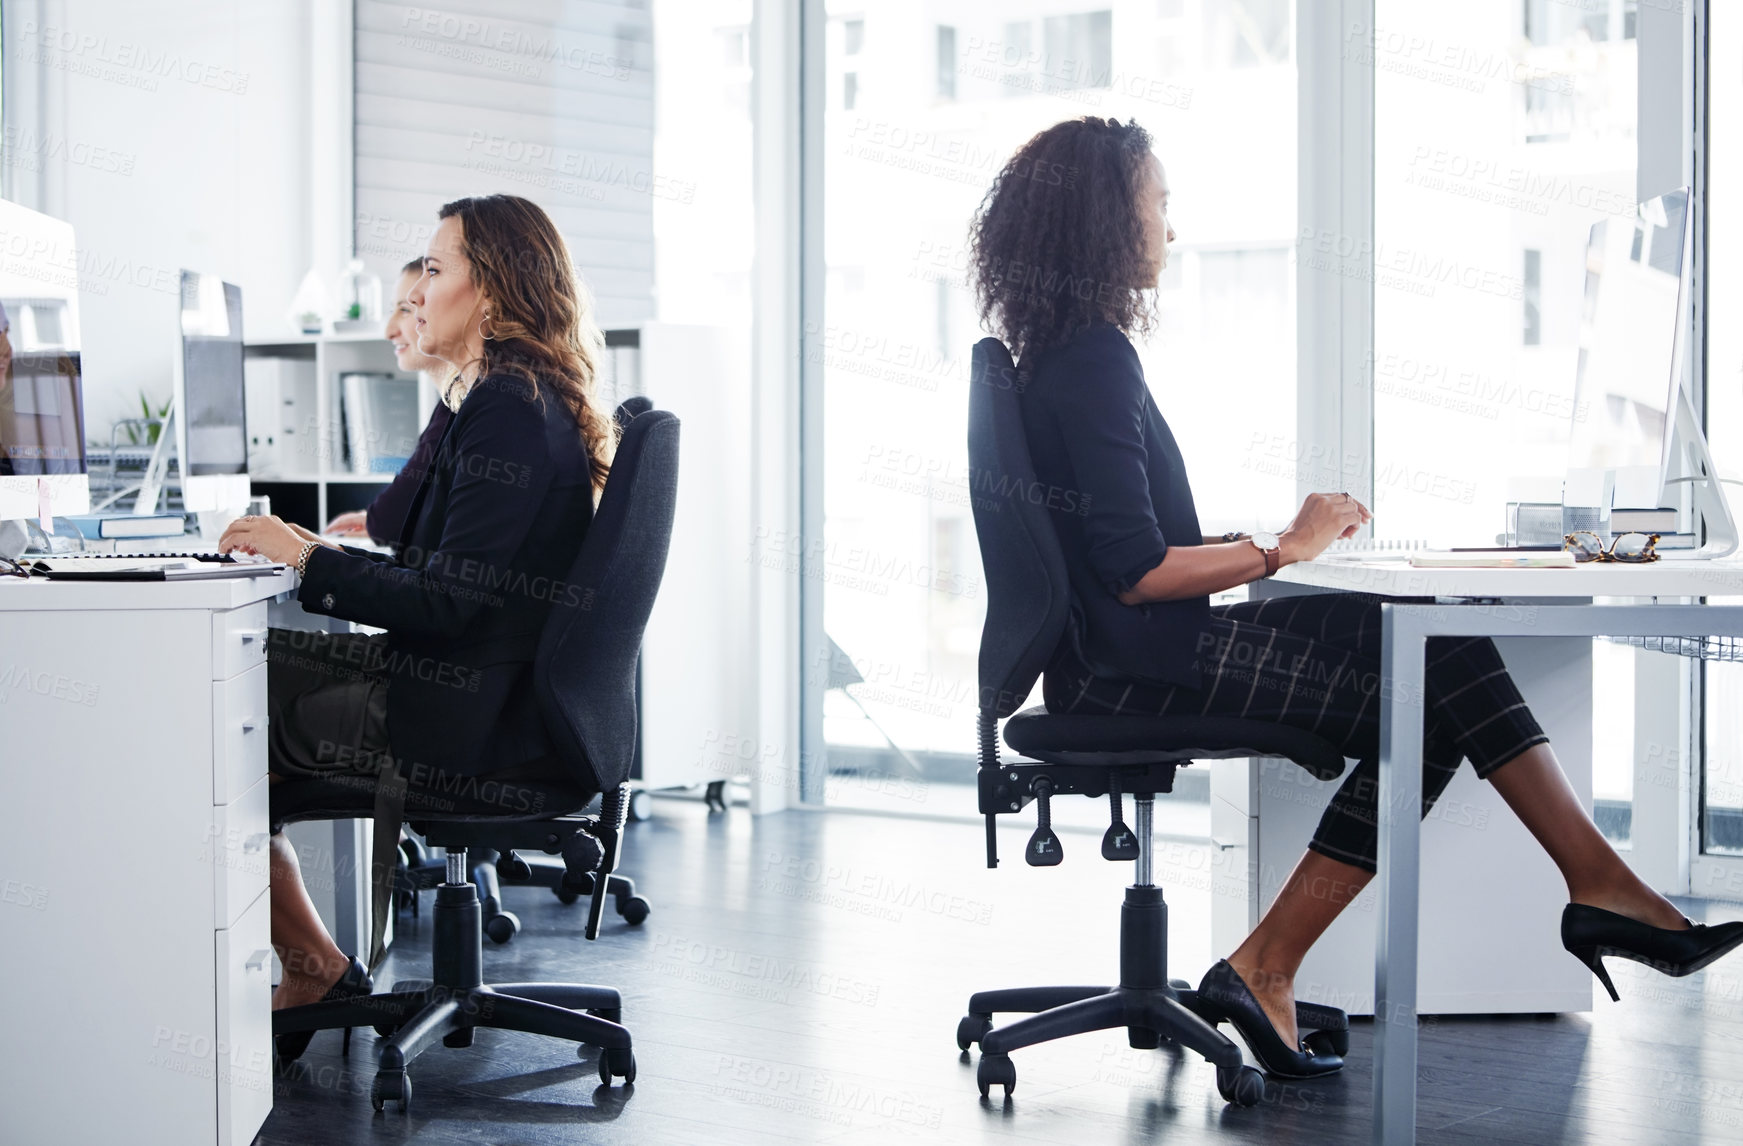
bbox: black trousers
[1043,593,1548,874]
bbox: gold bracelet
[295,540,318,576]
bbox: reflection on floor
[262,797,1743,1146]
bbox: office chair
[271,407,680,1112]
[955,339,1349,1107]
[394,394,657,944]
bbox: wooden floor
[260,795,1743,1145]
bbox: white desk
[1260,556,1743,1145]
[0,570,296,1146]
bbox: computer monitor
[174,270,250,512]
[0,200,90,524]
[1566,187,1735,557]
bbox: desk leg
[1375,609,1424,1146]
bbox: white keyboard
[1319,538,1430,562]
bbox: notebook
[1408,550,1577,569]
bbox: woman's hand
[218,514,331,565]
[324,510,369,536]
[286,520,342,548]
[1279,492,1371,565]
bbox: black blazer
[298,373,595,778]
[1020,323,1211,690]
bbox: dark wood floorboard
[258,799,1743,1145]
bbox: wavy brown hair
[437,194,616,493]
[969,117,1159,370]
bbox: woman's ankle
[280,947,349,988]
[1568,879,1689,930]
[1226,950,1297,993]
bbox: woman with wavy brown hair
[220,194,618,1059]
[972,117,1742,1081]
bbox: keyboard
[1319,538,1429,562]
[22,550,255,564]
[19,551,278,581]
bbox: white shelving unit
[242,331,435,526]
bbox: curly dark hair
[968,117,1159,370]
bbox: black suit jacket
[1020,323,1211,690]
[297,373,595,778]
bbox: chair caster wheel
[956,1014,992,1051]
[977,1052,1015,1099]
[1304,1028,1349,1057]
[628,789,654,821]
[370,1070,411,1114]
[484,911,521,944]
[619,896,651,925]
[599,1046,636,1085]
[554,886,580,905]
[1216,1064,1264,1107]
[587,1006,623,1025]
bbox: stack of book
[1611,507,1696,550]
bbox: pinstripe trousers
[1043,592,1548,873]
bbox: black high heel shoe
[1562,904,1743,1002]
[275,955,373,1063]
[1193,960,1344,1079]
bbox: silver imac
[1566,187,1735,558]
[0,201,89,525]
[173,271,251,513]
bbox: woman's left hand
[218,514,318,565]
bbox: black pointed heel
[1561,904,1743,1003]
[1192,960,1343,1080]
[275,955,374,1064]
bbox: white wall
[3,0,313,438]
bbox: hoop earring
[478,313,496,341]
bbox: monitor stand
[134,401,176,517]
[1660,389,1738,560]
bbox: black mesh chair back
[535,408,680,794]
[967,338,1071,720]
[614,395,654,427]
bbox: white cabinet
[630,324,758,794]
[0,575,293,1145]
[1210,581,1593,1016]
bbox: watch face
[1252,531,1280,550]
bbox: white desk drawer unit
[216,889,274,1146]
[0,572,298,1146]
[209,601,275,1145]
[212,601,269,682]
[212,662,269,804]
[212,775,272,929]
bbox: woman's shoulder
[465,372,543,406]
[1027,323,1145,400]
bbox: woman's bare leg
[1486,742,1686,929]
[269,831,351,1011]
[1227,849,1373,1047]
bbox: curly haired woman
[969,116,1743,1078]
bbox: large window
[1373,0,1640,839]
[818,1,1297,783]
[1704,0,1743,858]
